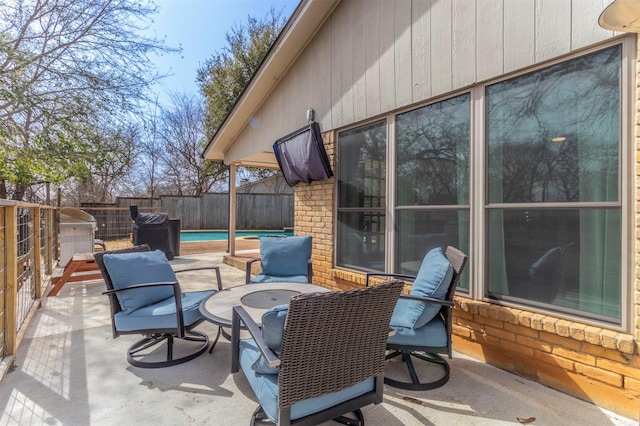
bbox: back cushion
[390,247,453,329]
[260,236,312,276]
[103,250,177,314]
[251,304,288,375]
[412,247,454,327]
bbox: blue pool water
[180,230,293,242]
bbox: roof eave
[202,0,340,164]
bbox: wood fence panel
[161,197,200,230]
[236,194,294,230]
[201,194,229,229]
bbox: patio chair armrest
[103,281,186,333]
[399,293,454,307]
[306,259,313,283]
[101,281,180,295]
[174,265,223,290]
[245,258,261,284]
[365,272,416,287]
[231,306,281,373]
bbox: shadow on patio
[0,252,634,425]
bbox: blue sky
[149,0,299,105]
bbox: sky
[148,0,299,105]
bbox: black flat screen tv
[273,122,333,187]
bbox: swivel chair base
[384,350,450,391]
[250,405,365,426]
[127,330,210,368]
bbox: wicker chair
[231,280,404,425]
[94,245,223,368]
[366,246,468,390]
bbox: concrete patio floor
[0,251,636,425]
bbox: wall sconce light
[598,0,640,32]
[306,108,315,123]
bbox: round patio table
[199,282,331,334]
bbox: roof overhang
[202,0,340,167]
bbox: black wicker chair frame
[366,246,468,391]
[232,280,404,426]
[94,244,223,368]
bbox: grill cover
[131,206,174,260]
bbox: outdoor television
[273,122,333,187]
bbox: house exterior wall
[247,0,639,420]
[227,0,616,165]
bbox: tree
[196,8,285,187]
[197,8,287,136]
[157,93,227,196]
[76,120,140,204]
[0,0,178,201]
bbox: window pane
[395,210,470,290]
[337,120,386,271]
[487,46,620,203]
[396,94,470,205]
[337,211,385,271]
[338,120,386,208]
[486,209,621,321]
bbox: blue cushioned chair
[245,235,313,284]
[94,245,222,368]
[366,246,468,390]
[231,280,404,425]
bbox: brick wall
[294,131,337,289]
[452,299,639,419]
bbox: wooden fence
[161,193,293,230]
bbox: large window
[335,42,627,325]
[485,45,621,322]
[336,120,386,271]
[395,94,470,287]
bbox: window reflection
[337,120,386,271]
[486,46,622,321]
[487,47,619,203]
[397,94,470,205]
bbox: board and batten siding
[226,0,616,165]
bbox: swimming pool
[180,230,293,242]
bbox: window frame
[332,37,634,331]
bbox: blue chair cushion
[390,247,453,329]
[114,290,215,331]
[529,247,562,281]
[260,236,311,277]
[388,315,448,347]
[250,274,309,284]
[239,338,374,423]
[251,304,288,374]
[103,250,177,315]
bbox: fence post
[45,208,54,275]
[33,207,42,299]
[5,204,17,359]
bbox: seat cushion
[250,274,309,284]
[251,304,288,374]
[388,315,448,348]
[103,250,177,314]
[260,236,311,277]
[114,290,215,331]
[239,338,374,423]
[392,247,453,329]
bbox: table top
[199,282,331,327]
